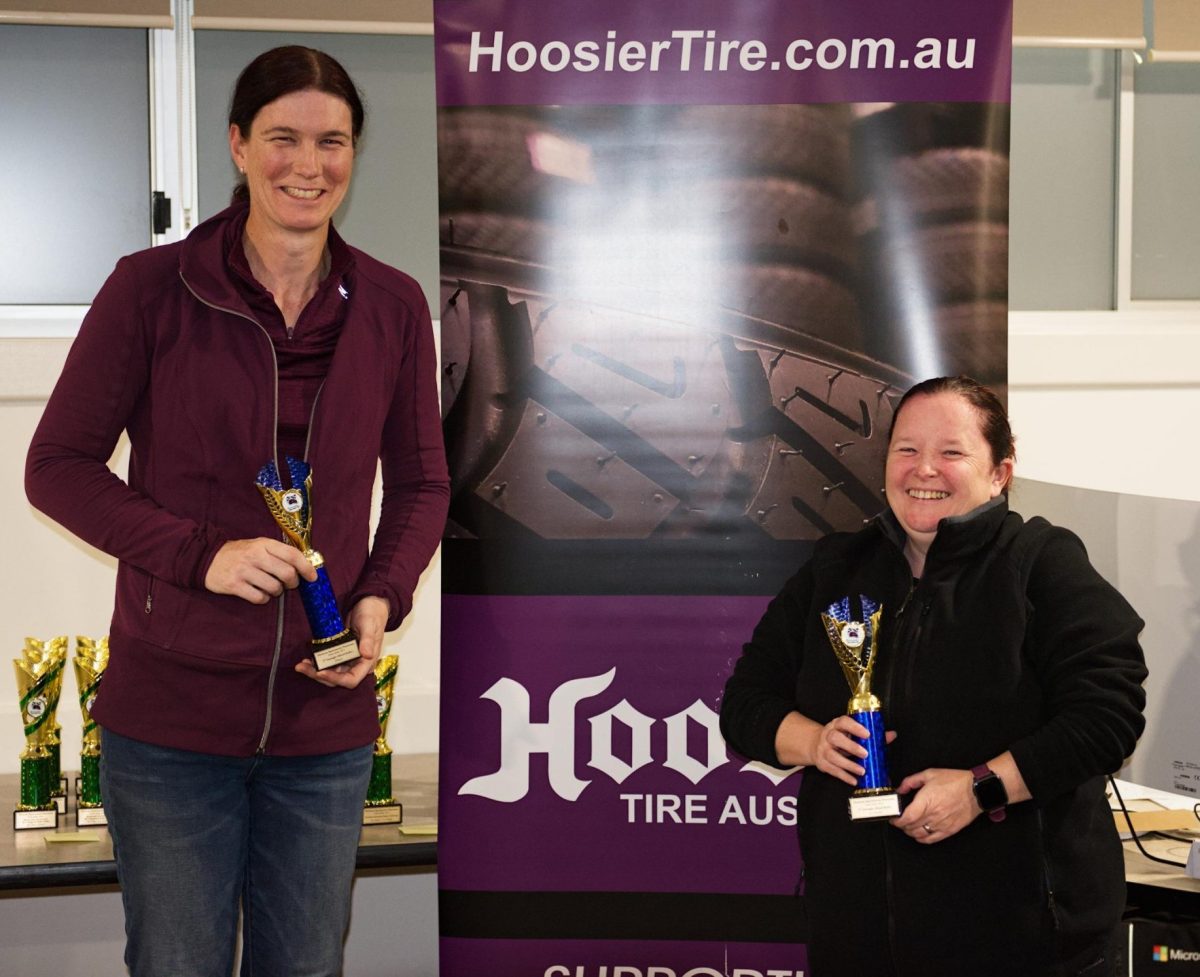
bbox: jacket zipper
[180,272,285,753]
[882,579,909,975]
[303,382,326,463]
[880,557,917,975]
[900,598,932,707]
[1036,809,1062,941]
[879,574,915,708]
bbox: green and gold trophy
[13,639,66,830]
[363,655,403,825]
[26,637,70,813]
[821,596,901,822]
[73,636,110,827]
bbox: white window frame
[150,0,198,246]
[0,0,192,339]
[1012,46,1200,400]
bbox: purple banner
[440,595,798,895]
[435,0,1011,107]
[436,1,1011,971]
[441,939,808,977]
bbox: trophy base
[14,807,59,831]
[312,636,361,671]
[52,793,67,815]
[848,790,902,822]
[77,805,108,827]
[362,802,403,826]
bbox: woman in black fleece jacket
[720,376,1147,977]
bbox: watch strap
[971,763,1007,823]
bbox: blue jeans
[101,730,373,977]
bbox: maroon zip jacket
[26,204,450,756]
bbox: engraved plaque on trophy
[363,655,403,826]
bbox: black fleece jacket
[721,497,1147,977]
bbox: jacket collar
[875,495,1009,568]
[179,201,355,321]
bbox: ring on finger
[922,823,934,835]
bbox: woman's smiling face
[885,391,1013,549]
[229,88,354,236]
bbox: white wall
[1008,310,1200,503]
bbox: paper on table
[1109,779,1200,839]
[398,823,437,837]
[44,832,101,844]
[1109,778,1199,810]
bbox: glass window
[1009,48,1119,310]
[1132,62,1200,300]
[0,25,150,304]
[194,31,439,309]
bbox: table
[1124,835,1200,919]
[0,753,438,891]
[7,765,1194,915]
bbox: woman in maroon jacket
[25,46,448,977]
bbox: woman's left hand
[890,767,979,843]
[295,595,390,689]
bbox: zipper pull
[144,592,153,613]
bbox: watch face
[974,771,1008,812]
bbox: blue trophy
[820,595,900,821]
[255,457,361,670]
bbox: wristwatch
[971,764,1008,823]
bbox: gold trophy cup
[821,596,900,822]
[13,639,66,830]
[256,458,360,670]
[23,637,69,814]
[73,636,110,826]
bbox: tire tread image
[441,262,903,545]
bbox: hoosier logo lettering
[457,668,791,802]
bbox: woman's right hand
[812,715,875,786]
[203,538,318,604]
[775,711,897,786]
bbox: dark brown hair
[888,375,1016,494]
[228,46,365,203]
